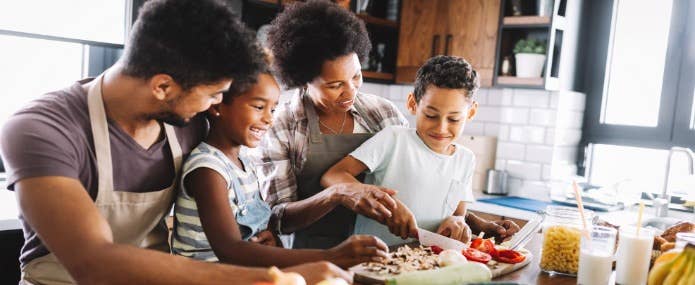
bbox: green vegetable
[385,263,492,285]
[513,39,546,54]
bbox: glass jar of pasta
[539,205,594,276]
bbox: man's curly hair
[121,0,264,90]
[413,55,480,102]
[267,0,371,88]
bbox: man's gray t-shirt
[0,78,207,267]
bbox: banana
[649,253,686,285]
[663,251,689,285]
[675,256,693,285]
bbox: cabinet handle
[431,35,440,57]
[444,34,453,55]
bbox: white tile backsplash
[508,126,546,144]
[526,145,555,163]
[513,89,550,108]
[529,109,557,126]
[506,160,542,180]
[497,142,526,160]
[487,88,513,106]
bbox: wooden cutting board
[457,135,497,193]
[350,251,533,284]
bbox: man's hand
[481,220,521,242]
[249,230,277,246]
[283,261,353,285]
[333,183,398,224]
[385,199,418,240]
[326,235,389,268]
[436,216,472,243]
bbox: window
[601,0,673,127]
[0,0,128,45]
[0,2,132,213]
[580,0,694,200]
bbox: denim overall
[232,156,272,240]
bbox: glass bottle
[539,205,594,276]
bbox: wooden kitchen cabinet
[395,0,444,83]
[396,0,501,86]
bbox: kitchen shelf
[496,76,544,87]
[356,13,399,29]
[502,16,551,27]
[362,71,395,81]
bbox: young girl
[171,65,388,268]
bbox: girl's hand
[250,230,277,246]
[436,216,472,243]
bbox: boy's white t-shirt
[350,126,476,245]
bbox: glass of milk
[577,226,617,285]
[615,226,655,285]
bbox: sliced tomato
[494,249,525,264]
[470,238,497,257]
[430,245,444,254]
[462,247,492,263]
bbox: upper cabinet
[493,0,583,91]
[396,0,501,86]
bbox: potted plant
[513,38,547,78]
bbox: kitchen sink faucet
[658,147,695,217]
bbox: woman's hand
[331,183,398,224]
[326,235,389,268]
[283,261,353,285]
[249,230,278,246]
[436,216,472,243]
[385,199,418,240]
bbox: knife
[508,211,545,251]
[417,228,468,251]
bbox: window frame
[578,0,694,174]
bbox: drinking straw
[572,181,590,239]
[636,201,645,236]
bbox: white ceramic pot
[515,53,546,78]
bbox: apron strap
[87,75,116,204]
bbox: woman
[260,0,518,249]
[259,0,405,250]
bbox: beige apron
[20,74,182,284]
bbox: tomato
[462,247,492,263]
[494,249,525,264]
[430,245,444,254]
[470,238,497,257]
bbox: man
[0,0,350,284]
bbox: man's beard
[150,111,188,127]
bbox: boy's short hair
[121,0,264,90]
[267,0,371,88]
[413,55,480,103]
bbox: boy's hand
[481,220,520,242]
[436,216,472,243]
[249,230,277,246]
[326,235,389,268]
[385,199,418,240]
[283,261,353,285]
[332,183,398,224]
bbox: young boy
[321,55,480,246]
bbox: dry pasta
[540,225,581,274]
